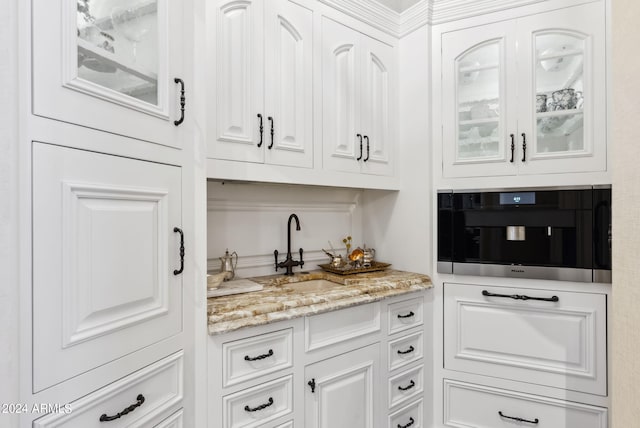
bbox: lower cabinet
[304,344,380,428]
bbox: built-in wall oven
[438,187,611,283]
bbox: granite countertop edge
[207,269,432,336]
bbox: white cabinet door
[212,0,265,163]
[32,142,183,392]
[33,0,185,148]
[264,0,314,168]
[322,17,362,174]
[305,343,380,428]
[516,1,607,175]
[441,20,518,178]
[360,35,394,177]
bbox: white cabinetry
[32,0,186,148]
[440,1,606,179]
[322,17,394,176]
[210,0,313,168]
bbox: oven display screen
[499,192,536,205]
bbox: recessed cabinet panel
[33,0,184,148]
[33,142,182,392]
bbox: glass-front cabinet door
[33,0,184,148]
[517,2,606,175]
[441,21,518,178]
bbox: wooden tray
[318,261,391,275]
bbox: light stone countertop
[207,269,432,335]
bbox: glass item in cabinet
[534,33,585,153]
[456,41,502,161]
[77,0,159,105]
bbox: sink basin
[285,279,342,293]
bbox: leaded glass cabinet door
[517,2,606,175]
[442,21,518,178]
[33,0,184,148]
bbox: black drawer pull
[363,135,370,162]
[482,290,559,302]
[397,345,415,355]
[398,380,415,391]
[173,78,186,126]
[397,311,415,319]
[521,133,527,162]
[99,394,145,422]
[257,113,264,147]
[268,116,274,149]
[510,133,515,163]
[308,378,316,393]
[244,349,274,361]
[356,134,363,161]
[244,397,274,413]
[398,416,415,428]
[173,227,184,275]
[499,410,539,424]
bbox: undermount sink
[285,279,342,292]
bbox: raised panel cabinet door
[33,0,185,148]
[321,17,362,174]
[304,343,380,428]
[516,1,606,175]
[32,142,183,392]
[211,0,265,163]
[441,20,518,178]
[360,35,394,177]
[264,0,314,168]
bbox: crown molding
[399,0,432,36]
[430,0,546,25]
[317,0,403,36]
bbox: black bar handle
[257,114,264,147]
[99,394,145,422]
[174,78,185,126]
[244,349,273,361]
[499,411,539,424]
[482,290,558,302]
[397,345,415,355]
[308,378,316,393]
[397,311,415,319]
[510,134,515,163]
[398,380,415,391]
[521,133,527,162]
[398,417,415,428]
[244,397,274,413]
[268,116,274,149]
[173,227,184,275]
[356,134,363,161]
[364,136,370,162]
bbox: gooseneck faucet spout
[274,213,305,276]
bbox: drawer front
[305,302,381,352]
[223,376,293,428]
[389,331,423,372]
[388,365,424,409]
[444,283,607,395]
[33,352,183,427]
[444,380,608,428]
[155,409,183,428]
[388,297,424,335]
[389,399,423,428]
[223,328,293,387]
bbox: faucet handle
[299,248,304,267]
[274,249,279,271]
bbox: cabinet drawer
[388,331,423,372]
[388,399,423,428]
[444,283,607,395]
[222,328,293,387]
[388,296,424,335]
[444,380,607,428]
[223,376,293,428]
[305,302,381,352]
[388,365,424,409]
[33,352,183,427]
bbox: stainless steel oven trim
[452,263,594,283]
[594,269,612,284]
[437,261,453,274]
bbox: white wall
[207,181,365,278]
[611,0,640,425]
[0,0,19,426]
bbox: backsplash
[207,181,365,278]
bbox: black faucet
[274,213,305,276]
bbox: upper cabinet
[441,1,606,179]
[210,0,314,168]
[33,0,186,148]
[322,17,395,177]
